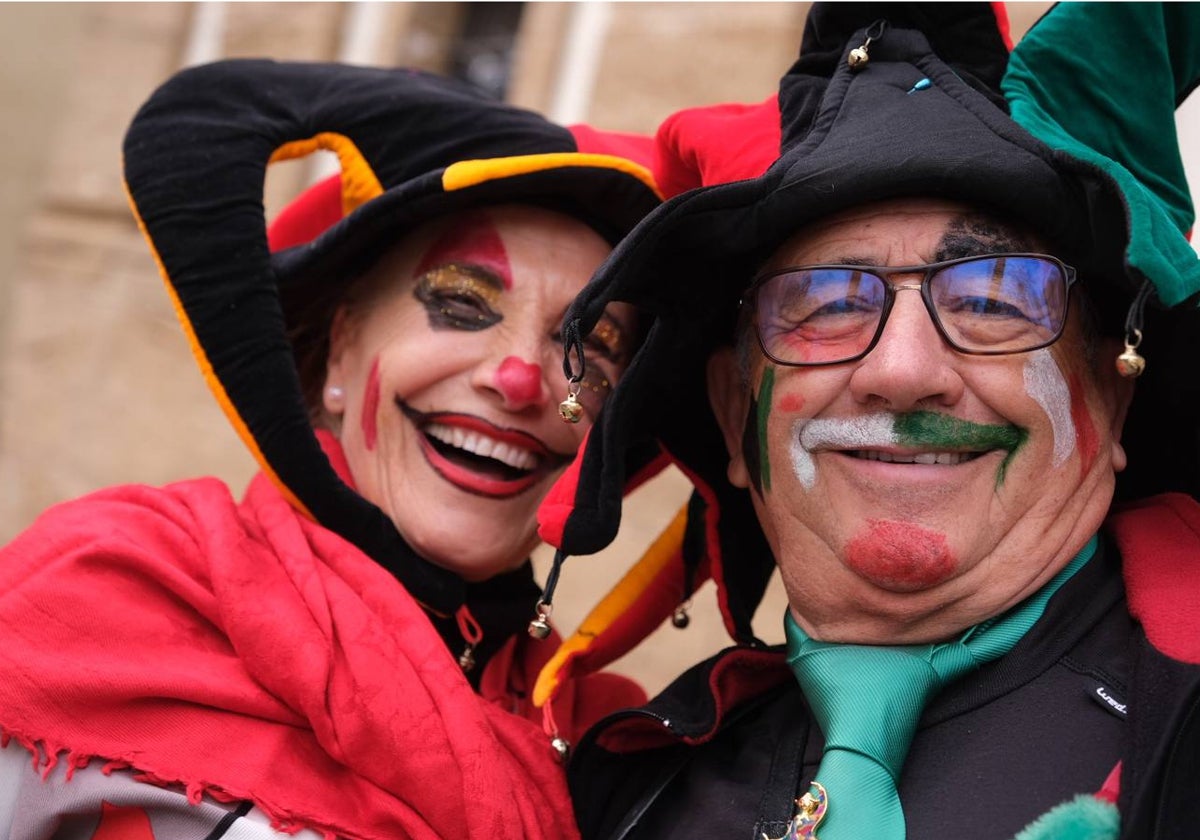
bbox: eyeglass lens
[754,255,1070,365]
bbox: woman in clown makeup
[0,60,659,840]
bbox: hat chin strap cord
[557,317,588,423]
[528,549,565,640]
[1116,279,1154,378]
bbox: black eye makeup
[414,263,505,331]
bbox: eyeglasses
[746,253,1078,367]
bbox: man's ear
[707,346,753,488]
[1099,336,1136,473]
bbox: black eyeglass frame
[743,252,1079,367]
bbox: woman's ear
[707,346,753,489]
[323,306,353,415]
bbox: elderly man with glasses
[533,5,1200,840]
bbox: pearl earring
[327,385,345,400]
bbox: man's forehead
[762,197,1043,270]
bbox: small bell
[550,736,571,763]
[527,601,553,640]
[847,19,885,72]
[458,644,476,672]
[671,600,692,629]
[1115,328,1146,378]
[558,390,583,424]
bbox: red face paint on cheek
[361,357,381,451]
[777,392,806,414]
[844,520,957,591]
[1068,373,1099,477]
[414,210,512,289]
[496,356,543,405]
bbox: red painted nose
[495,356,545,407]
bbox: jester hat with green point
[538,3,1200,646]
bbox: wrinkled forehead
[761,197,1050,272]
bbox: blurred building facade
[0,1,1130,691]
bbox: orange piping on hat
[121,175,315,522]
[533,503,688,708]
[443,153,662,199]
[271,132,385,216]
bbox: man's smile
[791,412,1028,488]
[849,450,981,466]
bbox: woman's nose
[488,354,549,410]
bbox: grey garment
[0,741,322,840]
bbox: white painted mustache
[797,414,899,452]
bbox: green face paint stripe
[757,366,776,492]
[893,411,1028,486]
[893,411,1026,452]
[996,432,1029,486]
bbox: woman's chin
[403,527,537,583]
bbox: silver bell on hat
[528,601,553,640]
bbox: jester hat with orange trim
[122,59,661,618]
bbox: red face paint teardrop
[361,356,381,451]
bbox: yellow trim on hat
[533,503,688,708]
[443,152,661,197]
[271,132,385,216]
[122,175,316,522]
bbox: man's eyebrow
[934,215,1035,261]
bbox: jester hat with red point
[538,2,1200,649]
[122,59,661,618]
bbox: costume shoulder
[0,478,243,579]
[1106,492,1200,664]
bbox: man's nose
[847,289,964,411]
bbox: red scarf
[0,468,580,839]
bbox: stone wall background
[9,2,1189,696]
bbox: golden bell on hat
[558,382,583,423]
[558,393,583,423]
[1116,328,1146,378]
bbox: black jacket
[571,518,1200,840]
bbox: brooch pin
[763,782,828,840]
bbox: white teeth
[425,423,538,471]
[472,434,495,460]
[856,450,972,465]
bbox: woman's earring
[327,385,345,401]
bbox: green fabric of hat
[1003,2,1200,308]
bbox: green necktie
[778,536,1097,840]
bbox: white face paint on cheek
[1022,348,1076,467]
